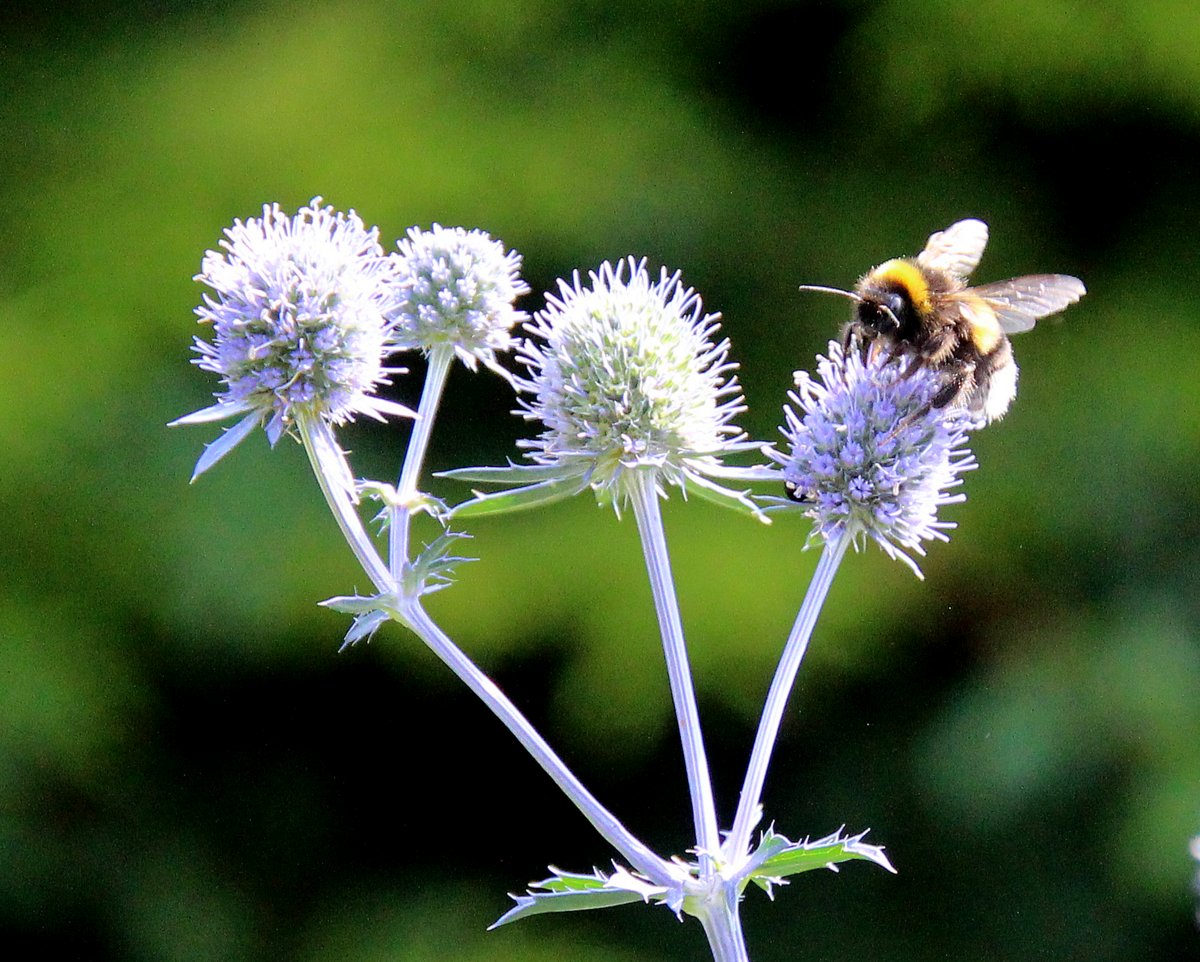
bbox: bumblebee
[800,219,1085,423]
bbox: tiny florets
[770,340,976,576]
[515,257,748,501]
[172,199,411,478]
[390,224,529,371]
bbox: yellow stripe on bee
[961,296,1002,353]
[874,259,932,314]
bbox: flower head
[770,340,976,576]
[171,199,412,479]
[390,224,529,373]
[513,257,757,509]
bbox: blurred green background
[2,0,1198,959]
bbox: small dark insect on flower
[799,219,1086,424]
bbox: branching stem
[389,345,455,573]
[728,532,849,861]
[629,469,721,876]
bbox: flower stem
[298,416,393,592]
[628,470,721,874]
[400,601,677,887]
[698,896,750,962]
[389,345,455,575]
[727,532,850,862]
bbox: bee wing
[917,218,989,280]
[969,274,1087,333]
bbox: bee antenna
[797,283,902,335]
[796,284,862,303]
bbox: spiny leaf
[489,865,672,930]
[744,826,896,897]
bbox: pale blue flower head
[172,199,412,479]
[514,257,760,510]
[770,340,976,576]
[390,224,529,373]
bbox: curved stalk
[727,532,849,861]
[628,470,721,874]
[401,601,676,887]
[298,416,393,592]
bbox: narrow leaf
[168,399,254,426]
[187,411,262,480]
[489,865,671,930]
[320,594,390,615]
[490,888,646,930]
[450,475,591,519]
[438,462,589,484]
[698,460,781,482]
[682,471,771,524]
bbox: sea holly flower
[171,199,413,481]
[443,257,771,906]
[389,223,530,375]
[767,340,977,577]
[724,341,978,871]
[445,257,769,518]
[383,225,530,577]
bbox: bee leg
[840,328,876,390]
[883,361,975,442]
[897,327,960,383]
[892,323,955,381]
[929,361,975,410]
[843,324,874,359]
[882,342,915,375]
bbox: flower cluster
[171,201,1017,962]
[770,341,976,576]
[514,257,752,503]
[390,224,529,372]
[173,199,411,478]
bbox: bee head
[854,289,907,336]
[796,282,902,336]
[853,258,932,340]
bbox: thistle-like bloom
[390,224,529,373]
[769,340,976,576]
[171,199,412,479]
[513,257,760,510]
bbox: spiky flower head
[390,224,529,373]
[171,199,412,479]
[769,340,976,577]
[515,257,757,508]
